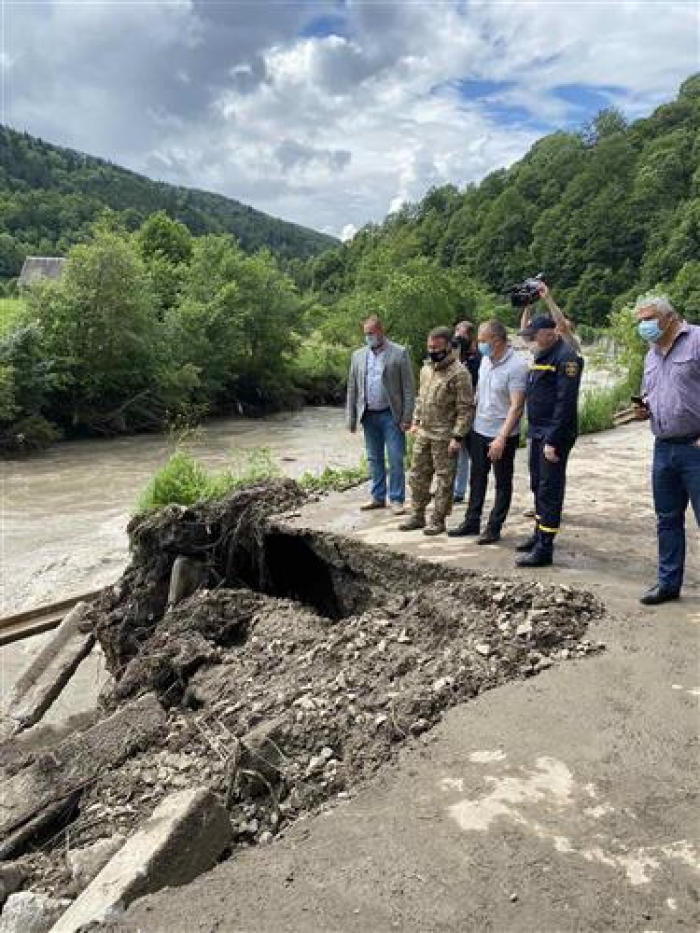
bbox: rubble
[0,891,70,933]
[51,789,231,933]
[0,694,166,840]
[0,480,605,918]
[0,865,25,909]
[66,836,125,892]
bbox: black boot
[447,520,480,538]
[516,547,553,567]
[515,530,539,552]
[477,527,501,545]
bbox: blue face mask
[365,334,381,349]
[478,341,493,358]
[638,319,662,342]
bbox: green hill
[0,126,337,277]
[304,74,700,327]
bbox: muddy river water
[1,406,365,617]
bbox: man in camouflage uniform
[399,327,475,536]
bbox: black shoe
[453,495,464,504]
[447,522,480,538]
[477,529,501,545]
[515,534,538,553]
[516,548,553,568]
[639,585,680,606]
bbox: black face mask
[429,349,449,364]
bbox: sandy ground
[117,422,700,933]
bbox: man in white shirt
[448,320,528,544]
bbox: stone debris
[0,480,606,917]
[0,865,26,909]
[0,891,70,933]
[0,694,166,839]
[66,835,125,892]
[51,789,231,933]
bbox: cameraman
[520,283,582,355]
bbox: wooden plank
[0,590,102,646]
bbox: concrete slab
[0,603,95,740]
[51,788,232,933]
[0,694,166,839]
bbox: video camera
[508,273,546,308]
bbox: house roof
[19,256,66,286]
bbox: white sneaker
[390,503,406,516]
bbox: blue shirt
[365,346,390,410]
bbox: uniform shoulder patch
[564,360,579,377]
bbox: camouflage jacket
[413,352,475,440]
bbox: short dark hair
[483,319,508,342]
[428,326,453,343]
[455,320,476,342]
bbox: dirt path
[116,423,699,933]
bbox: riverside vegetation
[1,75,699,453]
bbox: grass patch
[578,380,633,435]
[298,461,367,493]
[137,447,281,512]
[0,298,26,336]
[137,447,367,513]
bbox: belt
[366,407,390,414]
[658,434,699,444]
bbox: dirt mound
[4,480,605,905]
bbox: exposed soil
[1,479,605,908]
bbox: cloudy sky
[2,1,698,239]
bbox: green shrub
[578,381,632,435]
[137,447,280,512]
[0,298,26,336]
[298,460,367,493]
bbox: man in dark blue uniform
[516,315,583,567]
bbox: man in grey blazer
[346,316,416,514]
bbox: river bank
[0,407,364,616]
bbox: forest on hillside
[300,73,700,331]
[0,127,337,277]
[1,76,698,452]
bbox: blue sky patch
[300,14,349,39]
[453,78,517,99]
[553,83,627,113]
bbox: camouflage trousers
[409,432,458,522]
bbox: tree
[138,211,193,265]
[25,226,167,432]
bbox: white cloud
[4,1,699,238]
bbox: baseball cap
[519,315,557,338]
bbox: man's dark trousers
[465,432,519,533]
[652,438,700,593]
[529,435,575,552]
